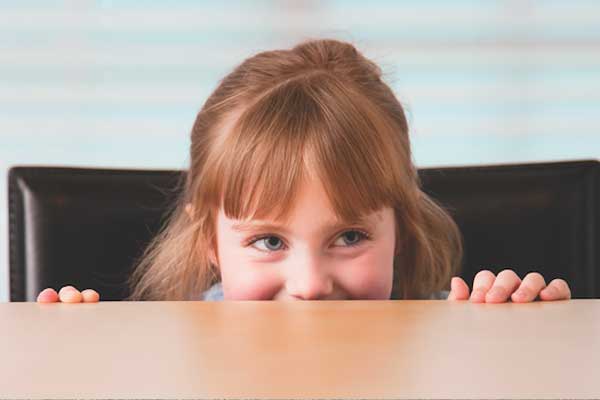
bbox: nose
[285,255,334,300]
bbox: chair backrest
[8,167,183,301]
[418,159,599,299]
[8,159,599,301]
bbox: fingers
[58,286,83,303]
[469,270,496,303]
[511,272,546,303]
[81,289,100,302]
[485,269,522,303]
[539,278,571,301]
[37,286,100,303]
[447,277,470,300]
[36,288,59,303]
[447,270,572,304]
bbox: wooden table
[1,300,599,399]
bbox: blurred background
[2,0,599,302]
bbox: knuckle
[59,285,78,294]
[82,289,100,302]
[551,278,566,286]
[526,272,546,285]
[474,269,495,280]
[517,285,531,294]
[497,269,519,279]
[550,278,570,293]
[490,285,508,295]
[59,291,82,303]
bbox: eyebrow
[231,217,375,236]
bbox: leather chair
[8,159,599,301]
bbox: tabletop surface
[1,299,599,399]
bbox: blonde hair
[126,38,463,301]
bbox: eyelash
[245,229,372,253]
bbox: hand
[36,286,100,303]
[447,269,571,303]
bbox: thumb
[446,277,470,301]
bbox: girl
[37,38,571,304]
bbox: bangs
[211,71,403,225]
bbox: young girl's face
[212,177,397,300]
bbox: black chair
[8,159,599,301]
[418,159,599,299]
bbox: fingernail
[514,289,527,298]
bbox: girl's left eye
[246,230,371,253]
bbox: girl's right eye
[248,235,285,252]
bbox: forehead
[226,174,332,222]
[220,177,387,232]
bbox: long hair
[126,38,463,301]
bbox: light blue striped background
[1,0,599,301]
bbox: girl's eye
[252,236,285,252]
[333,230,369,247]
[247,230,371,253]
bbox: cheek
[217,242,283,300]
[337,247,395,300]
[221,270,281,300]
